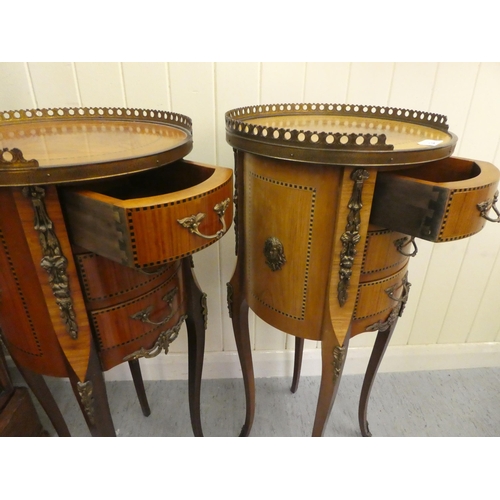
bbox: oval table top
[226,103,458,167]
[0,107,193,186]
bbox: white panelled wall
[1,62,500,381]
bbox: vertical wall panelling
[121,63,170,110]
[260,63,307,104]
[435,63,500,346]
[303,63,350,103]
[0,62,36,110]
[168,62,223,353]
[407,239,469,346]
[388,62,438,110]
[215,62,260,351]
[459,63,500,161]
[28,63,81,109]
[74,63,126,108]
[346,62,394,106]
[429,62,481,156]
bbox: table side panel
[243,153,342,340]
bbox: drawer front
[360,226,413,282]
[370,157,500,242]
[75,251,180,310]
[61,160,233,268]
[90,265,186,371]
[352,263,409,335]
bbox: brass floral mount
[177,198,230,240]
[338,169,370,306]
[23,186,79,339]
[123,315,187,362]
[0,147,39,168]
[77,380,95,425]
[332,345,347,385]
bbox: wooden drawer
[370,157,500,242]
[90,265,186,371]
[360,225,413,282]
[75,251,180,310]
[352,263,410,336]
[61,159,233,268]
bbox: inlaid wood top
[0,107,193,186]
[226,103,458,167]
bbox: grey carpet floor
[9,366,500,437]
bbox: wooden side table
[0,107,233,437]
[225,103,500,437]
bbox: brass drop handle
[394,236,418,257]
[130,287,178,326]
[477,191,500,222]
[385,274,412,305]
[177,198,230,240]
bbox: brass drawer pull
[123,315,187,361]
[385,274,412,306]
[177,198,230,240]
[130,287,178,326]
[477,191,500,222]
[394,236,418,257]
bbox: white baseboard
[103,342,500,381]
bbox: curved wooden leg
[312,330,351,437]
[358,322,397,437]
[290,336,304,394]
[182,257,205,437]
[68,342,116,437]
[128,359,151,417]
[12,362,71,437]
[228,276,254,437]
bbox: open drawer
[370,157,500,242]
[60,159,233,268]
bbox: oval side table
[0,107,233,437]
[225,103,499,437]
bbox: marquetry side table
[0,107,233,437]
[225,103,500,437]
